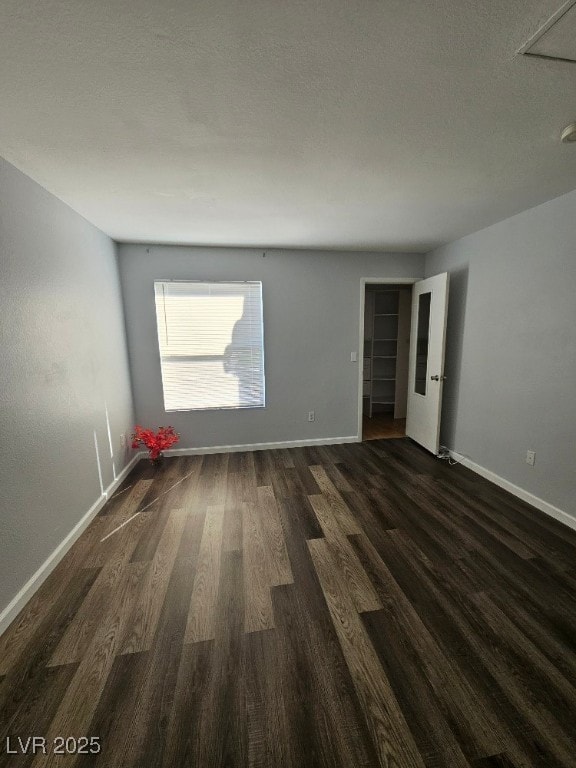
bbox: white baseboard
[0,453,142,638]
[450,451,576,533]
[164,435,360,457]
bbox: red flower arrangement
[131,425,180,462]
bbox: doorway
[357,273,450,454]
[359,279,417,441]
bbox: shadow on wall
[222,298,262,408]
[440,265,469,448]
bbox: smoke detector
[561,123,576,142]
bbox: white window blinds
[154,281,265,411]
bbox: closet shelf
[364,287,409,420]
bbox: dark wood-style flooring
[1,439,576,767]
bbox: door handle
[430,375,447,381]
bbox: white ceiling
[522,0,576,61]
[1,0,576,251]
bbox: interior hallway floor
[1,439,576,767]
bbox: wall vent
[518,0,576,63]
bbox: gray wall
[0,157,134,615]
[118,244,424,448]
[426,188,576,517]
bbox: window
[154,281,265,411]
[414,291,431,396]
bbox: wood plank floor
[1,438,576,767]
[362,414,406,440]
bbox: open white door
[405,273,449,454]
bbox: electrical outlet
[120,433,127,448]
[308,410,315,422]
[526,450,535,466]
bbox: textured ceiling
[521,0,576,62]
[1,0,576,251]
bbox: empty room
[1,1,576,766]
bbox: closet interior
[363,285,411,419]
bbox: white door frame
[357,277,422,441]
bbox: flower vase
[150,453,164,467]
